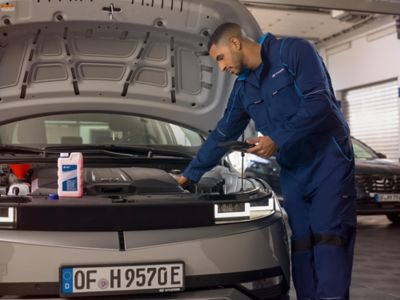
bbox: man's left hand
[246,136,278,158]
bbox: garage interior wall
[318,17,400,159]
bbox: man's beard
[231,52,244,75]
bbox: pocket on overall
[337,165,357,229]
[269,75,300,120]
[331,134,354,162]
[245,99,270,131]
[330,134,357,229]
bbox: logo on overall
[272,68,285,78]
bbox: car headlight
[214,193,276,224]
[0,206,17,229]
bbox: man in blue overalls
[177,23,356,300]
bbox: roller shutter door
[343,80,399,159]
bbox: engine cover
[31,167,182,195]
[86,167,182,194]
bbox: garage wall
[318,19,400,159]
[318,19,400,91]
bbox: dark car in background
[245,137,400,224]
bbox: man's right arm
[179,81,250,184]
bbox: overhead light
[331,9,369,23]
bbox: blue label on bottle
[61,164,78,191]
[62,165,77,172]
[62,177,77,191]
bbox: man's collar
[237,69,251,81]
[236,33,270,82]
[258,33,269,45]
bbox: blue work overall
[183,33,356,300]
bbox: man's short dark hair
[207,23,243,51]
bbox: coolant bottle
[57,152,84,197]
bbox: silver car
[0,0,290,299]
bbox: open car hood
[0,0,261,135]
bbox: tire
[386,213,400,224]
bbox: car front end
[0,143,290,299]
[0,0,290,298]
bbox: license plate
[60,262,184,297]
[375,193,400,202]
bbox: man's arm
[179,81,250,184]
[268,38,334,151]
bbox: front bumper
[0,215,290,299]
[0,286,289,300]
[357,198,400,215]
[0,272,288,300]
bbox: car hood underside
[0,0,261,135]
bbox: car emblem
[383,177,395,190]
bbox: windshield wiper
[0,145,53,155]
[43,145,193,159]
[0,144,193,159]
[41,145,138,157]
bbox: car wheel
[386,213,400,224]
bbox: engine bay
[0,161,275,231]
[1,163,268,198]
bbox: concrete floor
[288,215,400,300]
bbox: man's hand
[176,175,189,187]
[176,175,197,193]
[246,136,278,158]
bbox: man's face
[209,39,244,76]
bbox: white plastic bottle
[57,152,84,198]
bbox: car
[245,136,400,224]
[0,0,290,299]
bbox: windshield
[352,138,378,160]
[0,113,203,148]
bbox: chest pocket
[242,83,270,132]
[266,71,300,122]
[245,98,271,132]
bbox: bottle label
[62,164,78,191]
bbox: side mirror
[376,152,387,159]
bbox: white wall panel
[343,80,400,159]
[324,25,400,91]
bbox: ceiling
[243,4,382,44]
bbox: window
[0,113,203,147]
[343,80,399,159]
[351,138,377,160]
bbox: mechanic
[177,23,356,300]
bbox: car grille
[356,175,400,193]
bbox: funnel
[9,164,31,180]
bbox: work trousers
[282,162,357,300]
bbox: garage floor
[288,215,400,299]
